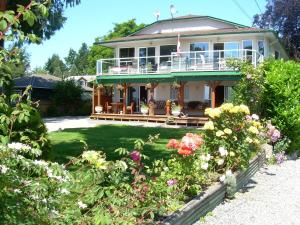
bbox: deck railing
[96,49,263,75]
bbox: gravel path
[44,116,194,132]
[195,159,300,225]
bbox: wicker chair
[126,102,135,114]
[105,102,112,113]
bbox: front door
[139,86,147,111]
[215,85,224,107]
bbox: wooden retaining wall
[163,146,267,225]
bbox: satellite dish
[154,10,160,21]
[170,5,177,18]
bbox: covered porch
[91,71,240,125]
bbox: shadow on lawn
[49,125,192,164]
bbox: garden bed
[163,146,267,225]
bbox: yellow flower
[252,121,262,129]
[203,121,214,130]
[229,151,235,157]
[95,158,108,170]
[245,137,253,143]
[216,130,225,137]
[229,106,240,114]
[205,108,222,119]
[224,128,232,135]
[253,139,260,145]
[248,126,259,134]
[239,104,250,115]
[220,103,234,111]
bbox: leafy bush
[231,59,300,152]
[0,87,51,154]
[261,60,300,152]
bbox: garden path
[195,158,300,225]
[44,116,192,132]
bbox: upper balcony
[96,49,263,75]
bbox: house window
[139,47,156,70]
[275,50,280,59]
[119,90,123,102]
[170,87,178,101]
[204,85,211,101]
[224,86,234,102]
[119,48,135,66]
[184,86,189,100]
[242,40,253,60]
[190,42,209,52]
[224,42,240,58]
[160,45,177,64]
[258,40,265,56]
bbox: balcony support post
[148,82,158,116]
[178,81,186,111]
[122,83,128,114]
[92,85,95,114]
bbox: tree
[7,48,30,78]
[31,66,48,75]
[75,42,89,75]
[1,0,81,47]
[64,48,78,74]
[44,54,66,77]
[253,0,300,60]
[87,19,146,74]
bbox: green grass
[49,125,197,164]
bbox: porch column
[92,85,95,114]
[177,81,186,111]
[122,83,128,114]
[97,85,102,107]
[208,81,221,108]
[148,82,158,116]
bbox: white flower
[51,209,60,216]
[200,154,211,161]
[201,162,209,170]
[60,188,70,195]
[217,159,224,165]
[78,201,87,209]
[8,142,31,151]
[251,114,259,120]
[30,195,39,200]
[33,160,48,167]
[225,170,233,177]
[14,189,22,194]
[42,198,47,204]
[0,165,9,174]
[219,175,226,182]
[218,147,228,157]
[163,166,169,172]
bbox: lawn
[49,125,198,164]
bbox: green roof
[96,71,241,84]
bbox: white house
[92,15,287,118]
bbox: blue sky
[27,0,267,69]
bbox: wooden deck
[90,113,208,126]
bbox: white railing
[96,50,263,75]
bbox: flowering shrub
[202,103,266,171]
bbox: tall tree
[87,19,146,74]
[64,48,78,74]
[32,66,48,75]
[44,54,66,77]
[253,0,300,60]
[75,42,89,75]
[7,48,30,77]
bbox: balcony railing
[96,50,263,75]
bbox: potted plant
[171,102,181,117]
[95,105,103,114]
[140,102,149,115]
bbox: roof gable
[131,15,249,36]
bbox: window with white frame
[170,87,178,100]
[258,40,265,56]
[184,86,189,100]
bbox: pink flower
[245,115,252,121]
[167,179,177,186]
[271,129,281,142]
[167,133,203,156]
[130,150,141,162]
[166,139,180,149]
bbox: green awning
[97,74,174,84]
[96,71,241,84]
[173,71,241,81]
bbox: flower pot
[141,108,148,115]
[95,106,103,114]
[172,110,180,117]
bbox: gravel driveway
[195,159,300,225]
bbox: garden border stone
[163,145,268,225]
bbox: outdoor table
[111,102,123,113]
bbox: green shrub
[261,60,300,152]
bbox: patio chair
[105,102,112,113]
[126,102,135,114]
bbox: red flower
[166,139,180,149]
